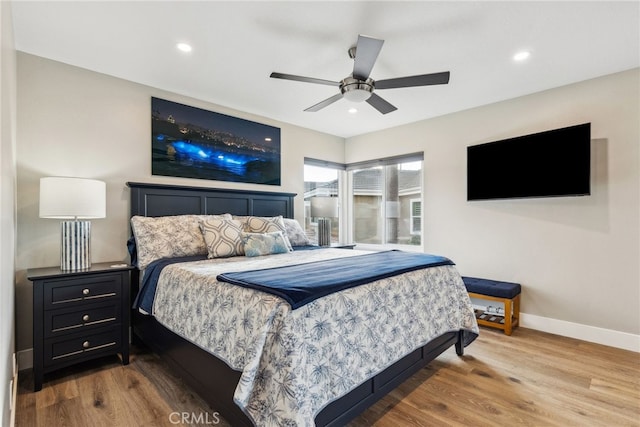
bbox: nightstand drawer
[44,302,121,338]
[44,327,122,366]
[45,274,122,308]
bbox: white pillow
[282,218,311,246]
[200,218,244,258]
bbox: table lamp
[39,177,106,271]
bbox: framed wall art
[151,97,281,185]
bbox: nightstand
[28,262,134,391]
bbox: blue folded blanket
[217,250,454,309]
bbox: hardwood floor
[16,327,639,426]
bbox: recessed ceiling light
[513,50,531,62]
[176,43,192,53]
[348,107,358,114]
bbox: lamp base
[317,218,331,247]
[61,220,91,271]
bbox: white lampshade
[310,197,338,218]
[40,177,106,219]
[39,177,106,270]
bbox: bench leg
[504,298,513,335]
[512,293,521,331]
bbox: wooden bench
[462,276,521,335]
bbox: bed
[127,181,478,427]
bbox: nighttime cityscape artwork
[151,97,281,185]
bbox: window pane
[410,200,421,236]
[352,166,383,244]
[350,160,422,247]
[412,201,421,216]
[304,164,339,244]
[385,164,400,244]
[397,162,422,246]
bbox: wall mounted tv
[467,123,591,201]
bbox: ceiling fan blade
[366,93,397,114]
[375,71,450,90]
[304,93,344,112]
[352,35,384,80]
[270,72,340,87]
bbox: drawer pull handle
[82,288,90,296]
[82,314,90,322]
[52,342,116,360]
[82,341,90,349]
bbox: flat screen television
[467,123,591,201]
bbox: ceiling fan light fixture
[341,77,374,102]
[343,88,372,103]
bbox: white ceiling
[11,1,639,138]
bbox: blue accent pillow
[242,231,292,257]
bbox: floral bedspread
[151,249,478,426]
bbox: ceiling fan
[270,34,450,114]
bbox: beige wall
[14,52,639,355]
[1,0,17,424]
[346,69,640,336]
[15,53,344,352]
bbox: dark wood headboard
[127,181,296,218]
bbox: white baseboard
[10,375,17,427]
[520,312,640,352]
[10,353,18,427]
[17,348,32,371]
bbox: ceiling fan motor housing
[341,77,374,102]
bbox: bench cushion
[462,276,521,299]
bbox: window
[348,153,423,248]
[410,199,421,235]
[304,154,422,248]
[304,159,345,245]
